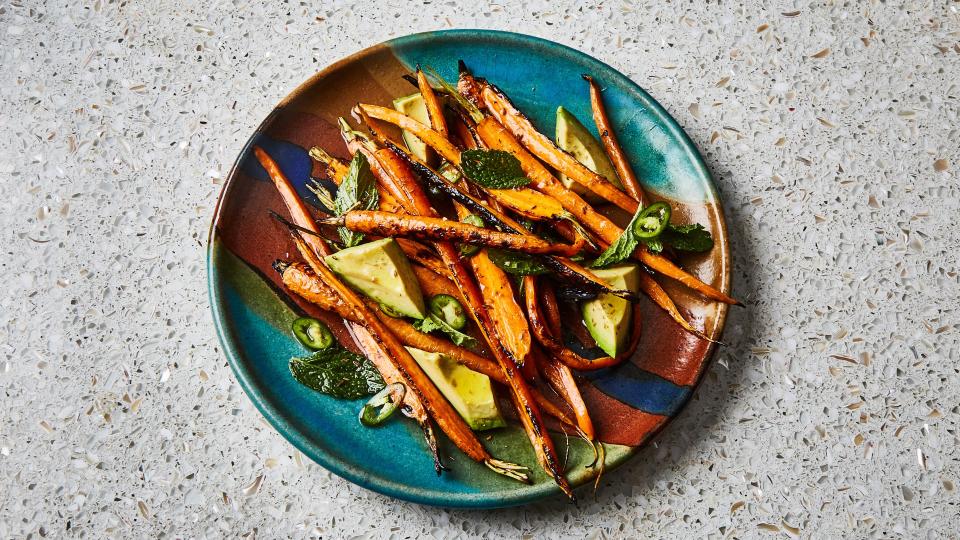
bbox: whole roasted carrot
[339,119,419,215]
[255,146,529,482]
[475,117,739,306]
[417,67,449,139]
[310,144,406,214]
[309,143,453,282]
[457,71,638,214]
[450,190,533,368]
[255,146,443,466]
[534,346,595,440]
[276,260,573,426]
[583,75,645,204]
[524,275,641,371]
[320,210,581,256]
[540,279,564,339]
[370,136,636,301]
[374,145,575,501]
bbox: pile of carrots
[255,63,738,501]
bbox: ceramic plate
[208,30,731,508]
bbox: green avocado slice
[393,93,431,162]
[582,264,641,357]
[324,238,426,319]
[555,106,623,203]
[406,347,506,431]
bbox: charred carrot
[524,275,633,371]
[339,119,419,215]
[534,346,595,440]
[638,250,739,305]
[276,259,574,424]
[308,144,452,281]
[475,117,738,306]
[255,146,528,482]
[458,71,638,214]
[475,115,624,244]
[308,146,351,182]
[417,67,449,139]
[375,138,637,301]
[255,146,444,467]
[451,188,533,368]
[309,144,407,215]
[540,280,564,339]
[320,210,581,256]
[375,146,575,500]
[583,75,645,204]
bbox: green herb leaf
[590,212,642,268]
[290,348,385,399]
[662,223,714,252]
[413,314,477,347]
[486,248,551,276]
[643,237,664,253]
[460,149,531,189]
[335,153,379,247]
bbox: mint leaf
[591,210,643,268]
[662,223,713,252]
[486,248,551,276]
[643,237,664,253]
[290,348,385,399]
[413,314,477,347]
[460,149,531,189]
[335,153,378,247]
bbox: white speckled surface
[2,1,959,538]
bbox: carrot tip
[581,73,593,82]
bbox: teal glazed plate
[208,30,731,508]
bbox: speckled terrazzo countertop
[1,1,959,538]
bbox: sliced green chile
[632,202,671,239]
[291,317,334,350]
[429,294,467,330]
[359,383,406,427]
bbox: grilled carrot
[475,115,624,245]
[540,280,564,339]
[418,68,538,375]
[308,146,351,182]
[277,260,573,426]
[474,117,739,306]
[372,137,636,301]
[524,275,639,371]
[417,67,449,139]
[375,145,575,500]
[484,187,568,222]
[310,145,405,214]
[320,210,581,256]
[458,71,638,214]
[638,250,739,305]
[451,191,533,367]
[583,75,645,204]
[255,146,442,466]
[535,346,595,440]
[308,143,452,281]
[339,119,419,215]
[255,146,529,482]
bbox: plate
[208,30,730,508]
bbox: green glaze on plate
[208,30,731,507]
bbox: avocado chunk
[555,106,623,203]
[406,347,506,431]
[582,264,641,357]
[393,93,431,162]
[324,238,426,319]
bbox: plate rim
[207,29,731,508]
